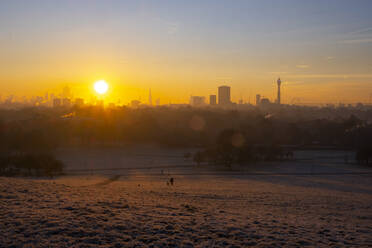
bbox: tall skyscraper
[209,95,217,105]
[218,86,231,105]
[277,78,281,104]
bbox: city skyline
[1,0,372,104]
[3,79,372,108]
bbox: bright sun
[94,80,109,94]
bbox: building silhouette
[256,94,261,106]
[62,98,71,107]
[131,100,141,108]
[149,88,152,106]
[260,98,270,105]
[53,98,61,108]
[96,100,104,107]
[218,86,231,105]
[190,96,206,106]
[277,77,281,104]
[209,95,217,105]
[75,98,84,107]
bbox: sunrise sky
[1,0,372,104]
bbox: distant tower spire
[149,88,152,106]
[277,77,281,104]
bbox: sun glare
[94,80,109,94]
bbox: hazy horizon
[1,0,372,104]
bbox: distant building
[149,89,152,106]
[62,98,71,107]
[96,100,104,107]
[190,96,206,106]
[218,86,231,105]
[256,94,261,106]
[75,98,84,107]
[209,95,217,105]
[53,98,61,108]
[260,98,270,105]
[277,78,281,104]
[131,100,141,108]
[35,96,43,105]
[49,93,55,104]
[168,103,189,108]
[356,103,364,109]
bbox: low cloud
[268,71,289,75]
[287,74,372,79]
[167,22,179,35]
[348,27,372,35]
[339,27,372,45]
[282,81,306,86]
[339,38,372,44]
[296,64,310,69]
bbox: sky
[1,0,372,104]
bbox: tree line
[0,106,372,173]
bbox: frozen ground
[1,148,372,247]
